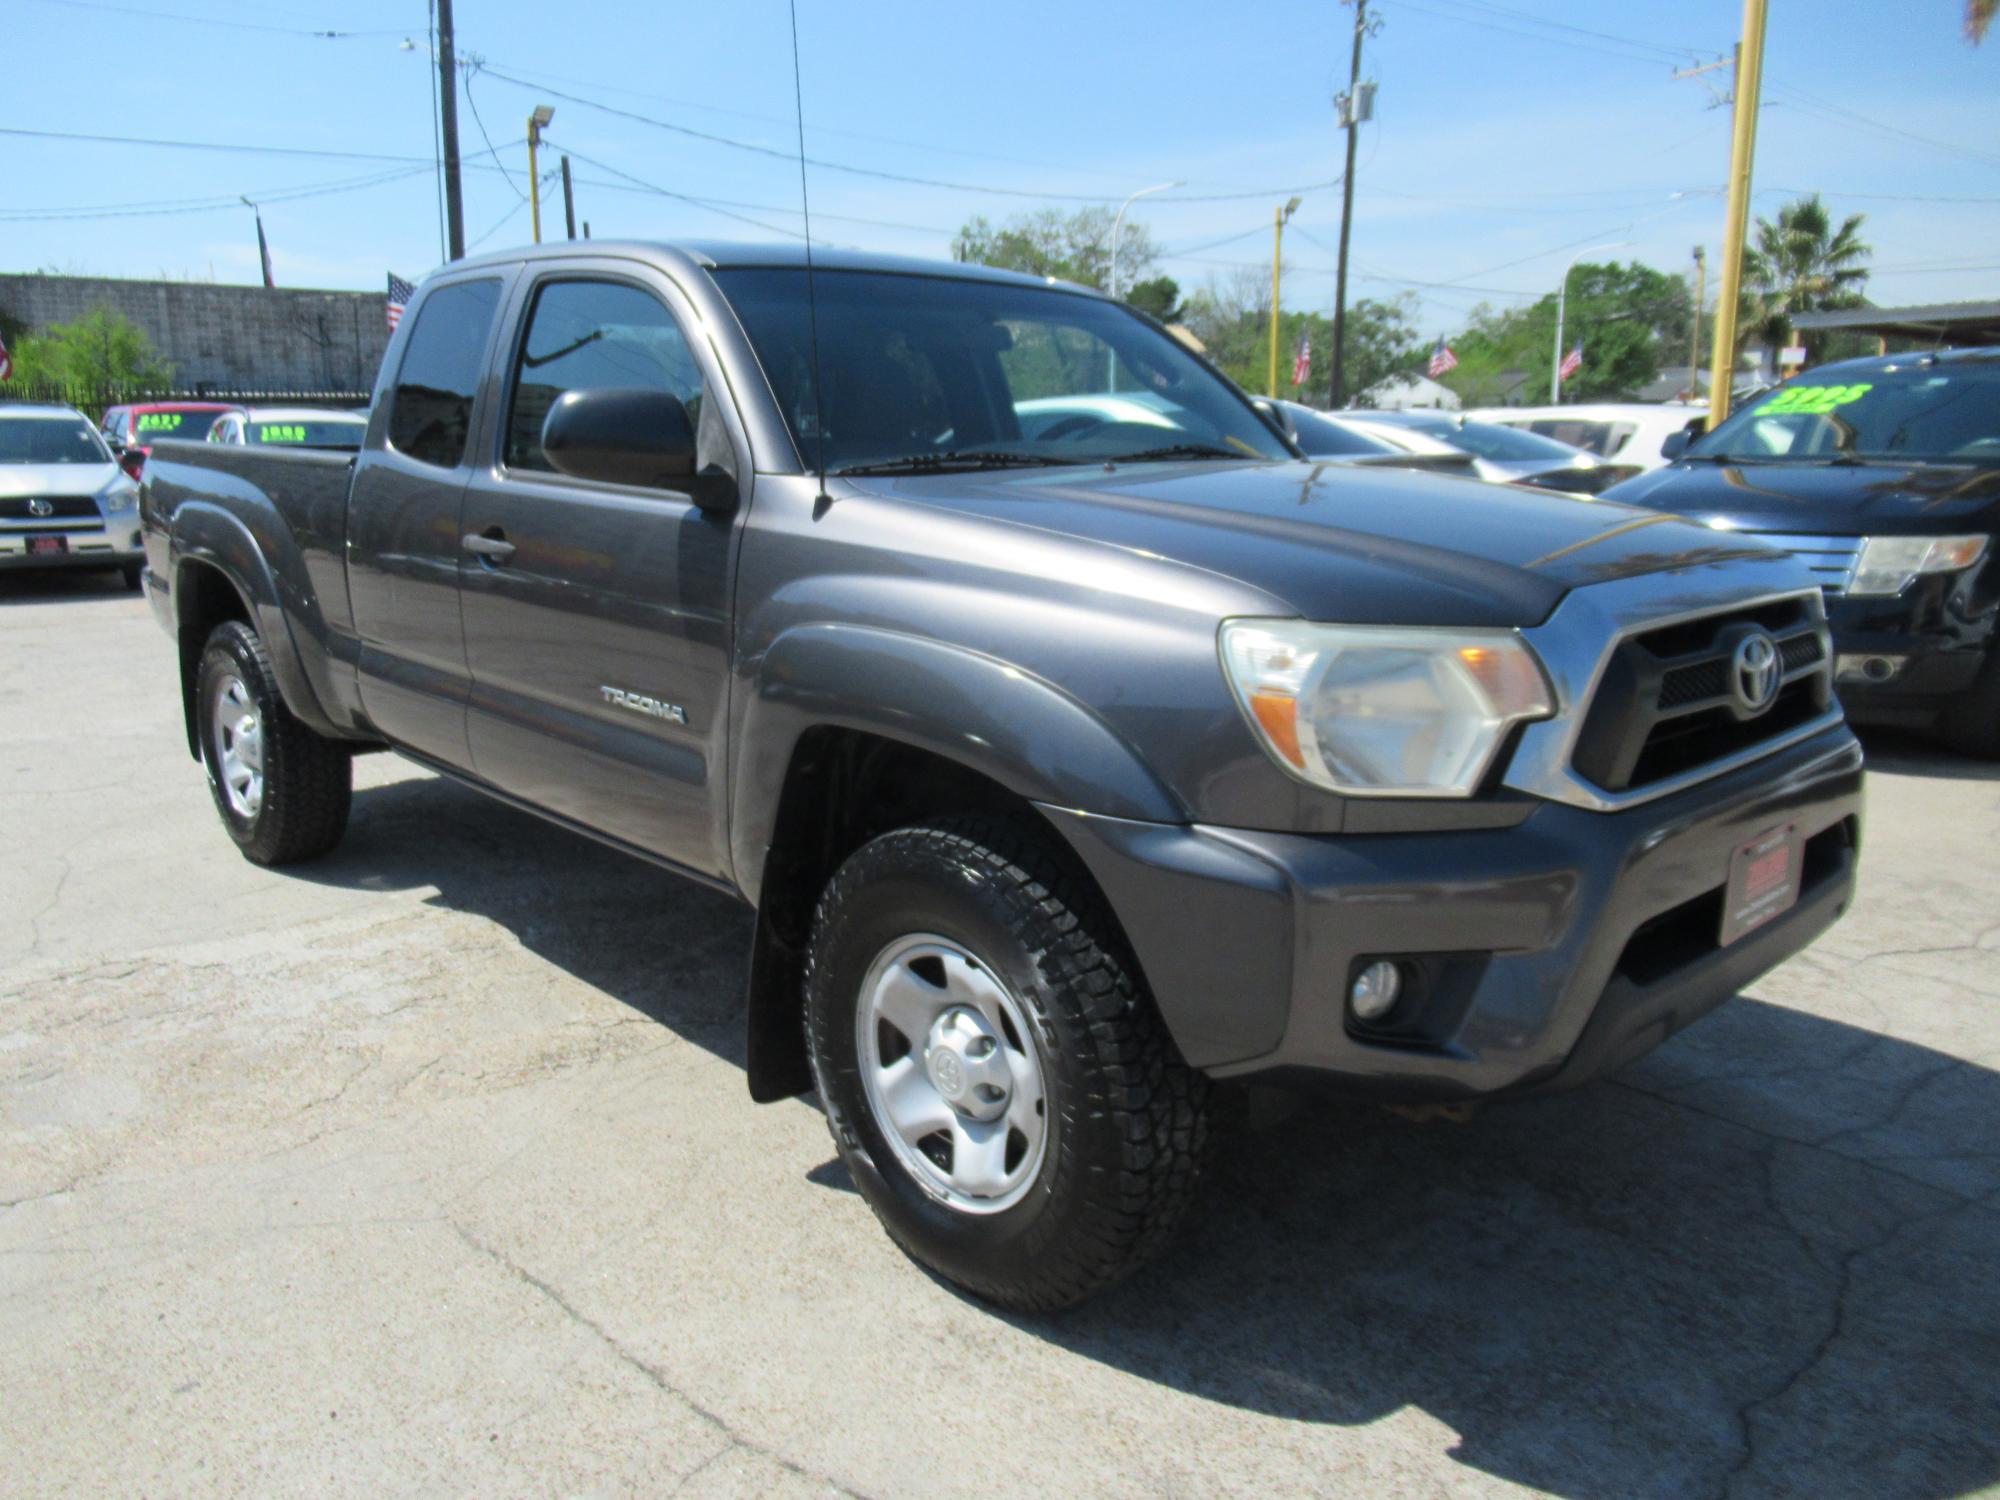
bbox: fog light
[1835,653,1906,684]
[1350,961,1403,1022]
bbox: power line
[1405,0,1708,63]
[474,63,1345,205]
[0,124,442,164]
[17,0,403,37]
[0,166,433,222]
[461,63,527,202]
[554,147,807,240]
[1388,0,1706,67]
[1764,83,2000,172]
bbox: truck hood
[1608,458,2000,534]
[0,462,120,498]
[846,458,1790,627]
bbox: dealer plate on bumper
[1721,822,1802,946]
[26,536,67,555]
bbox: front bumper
[1822,570,1997,729]
[0,519,144,572]
[1041,723,1862,1102]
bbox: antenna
[787,0,830,505]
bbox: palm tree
[1740,194,1872,366]
[1971,0,1996,43]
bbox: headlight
[1849,534,1988,596]
[1219,621,1554,798]
[99,481,140,512]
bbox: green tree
[1122,275,1184,324]
[8,306,172,393]
[1438,260,1691,405]
[1179,273,1423,403]
[952,206,1157,291]
[1739,194,1871,365]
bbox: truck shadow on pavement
[1855,726,2000,782]
[314,771,1996,1500]
[0,572,139,606]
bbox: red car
[98,402,241,478]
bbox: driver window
[505,278,707,477]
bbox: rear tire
[803,816,1210,1311]
[195,621,351,864]
[1938,648,2000,759]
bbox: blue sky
[5,0,1997,335]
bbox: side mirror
[1660,429,1692,461]
[1252,396,1300,446]
[542,387,721,501]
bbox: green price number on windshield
[256,425,307,444]
[1755,382,1873,417]
[136,412,184,432]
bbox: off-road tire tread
[198,621,351,865]
[804,815,1210,1311]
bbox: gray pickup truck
[141,242,1863,1309]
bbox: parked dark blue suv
[1608,348,2000,756]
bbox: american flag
[1559,340,1584,383]
[1291,333,1312,387]
[386,273,415,333]
[0,329,12,382]
[1427,336,1458,378]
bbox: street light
[1551,239,1630,404]
[1269,195,1302,398]
[527,104,555,244]
[1108,180,1181,301]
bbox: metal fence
[0,383,372,414]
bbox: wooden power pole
[1329,0,1369,408]
[436,0,465,260]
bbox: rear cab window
[387,278,504,468]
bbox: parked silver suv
[0,402,145,589]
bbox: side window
[387,278,502,469]
[504,278,706,478]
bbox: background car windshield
[1694,365,2000,463]
[0,418,108,464]
[248,419,367,449]
[1286,407,1394,457]
[1439,420,1588,462]
[714,268,1291,471]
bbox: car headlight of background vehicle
[1219,621,1554,797]
[97,478,141,512]
[1849,535,1988,596]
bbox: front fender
[171,501,342,742]
[729,622,1184,904]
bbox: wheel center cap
[923,1006,1011,1121]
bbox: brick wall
[0,273,390,392]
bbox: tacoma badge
[601,685,687,725]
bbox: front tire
[1938,648,2000,759]
[804,817,1209,1310]
[195,621,351,864]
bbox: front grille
[0,496,100,521]
[1737,532,1862,594]
[1571,596,1834,794]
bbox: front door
[457,266,746,879]
[347,274,508,770]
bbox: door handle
[462,529,515,565]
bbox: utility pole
[436,0,465,261]
[1328,0,1370,408]
[1707,0,1768,429]
[1689,245,1707,399]
[561,155,577,240]
[527,106,554,244]
[1268,196,1301,398]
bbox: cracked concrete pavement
[3,570,1997,1498]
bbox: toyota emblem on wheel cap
[26,497,54,518]
[1732,631,1781,714]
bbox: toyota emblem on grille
[26,497,54,518]
[1732,632,1781,714]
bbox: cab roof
[446,239,1091,294]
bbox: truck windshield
[1692,363,2000,465]
[712,267,1293,473]
[0,418,109,464]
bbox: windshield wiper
[834,450,1080,476]
[1106,442,1255,464]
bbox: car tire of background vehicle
[1938,649,2000,759]
[121,565,143,593]
[195,620,351,864]
[803,816,1210,1311]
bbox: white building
[1356,372,1461,411]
